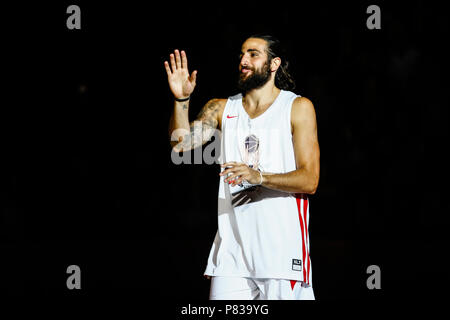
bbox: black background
[1,0,448,306]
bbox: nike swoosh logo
[227,115,238,119]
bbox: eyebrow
[240,48,262,55]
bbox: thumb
[189,70,197,85]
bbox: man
[166,35,320,300]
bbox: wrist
[174,96,190,102]
[257,169,264,185]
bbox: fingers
[230,177,240,186]
[220,162,241,174]
[220,162,239,176]
[220,166,239,177]
[224,173,240,183]
[230,174,244,187]
[222,167,246,183]
[221,162,238,168]
[219,162,258,185]
[164,61,172,76]
[232,177,244,187]
[181,50,188,70]
[175,49,182,69]
[190,70,197,85]
[170,53,177,72]
[167,49,190,74]
[226,175,240,185]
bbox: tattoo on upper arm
[198,99,220,123]
[197,99,221,132]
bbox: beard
[237,61,272,93]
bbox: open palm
[164,49,197,99]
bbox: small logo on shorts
[292,259,302,271]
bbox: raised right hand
[164,49,197,100]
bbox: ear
[271,57,281,72]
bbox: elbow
[168,134,177,149]
[293,181,317,195]
[304,183,317,195]
[308,184,318,195]
[303,174,319,195]
[169,140,177,149]
[295,163,320,195]
[307,167,320,195]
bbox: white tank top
[204,90,312,285]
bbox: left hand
[219,162,261,187]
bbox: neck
[243,80,280,109]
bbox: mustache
[240,65,254,71]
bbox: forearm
[261,168,318,194]
[169,100,190,147]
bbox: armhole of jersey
[289,94,302,138]
[221,98,231,132]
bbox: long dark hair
[248,34,296,91]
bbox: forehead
[241,38,268,54]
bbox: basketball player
[166,35,320,300]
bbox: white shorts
[209,276,315,300]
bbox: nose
[240,54,250,67]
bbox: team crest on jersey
[292,259,302,271]
[242,134,260,170]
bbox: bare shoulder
[291,97,317,132]
[291,97,316,122]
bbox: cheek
[256,61,269,71]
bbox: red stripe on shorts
[304,196,311,285]
[296,194,307,285]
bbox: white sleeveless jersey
[204,90,312,285]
